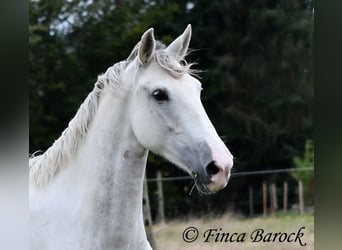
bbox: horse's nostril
[206,161,220,176]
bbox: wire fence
[145,167,314,222]
[147,167,314,182]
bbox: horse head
[126,25,234,194]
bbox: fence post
[249,185,254,216]
[156,170,165,224]
[283,181,288,213]
[269,183,277,215]
[262,182,267,216]
[298,179,304,214]
[143,175,157,249]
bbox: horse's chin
[194,181,217,195]
[194,178,229,195]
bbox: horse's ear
[138,28,155,65]
[127,42,139,62]
[165,24,192,61]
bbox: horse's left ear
[138,28,156,65]
[165,24,192,61]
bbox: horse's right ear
[138,28,155,65]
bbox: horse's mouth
[191,179,217,195]
[189,170,229,195]
[197,183,213,195]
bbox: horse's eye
[152,89,169,102]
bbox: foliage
[29,0,314,215]
[292,139,314,179]
[291,139,314,205]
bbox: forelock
[128,39,196,78]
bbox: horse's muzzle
[196,160,232,194]
[191,161,232,195]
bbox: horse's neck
[70,91,150,248]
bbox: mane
[29,39,195,187]
[29,61,126,187]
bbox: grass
[153,213,314,250]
